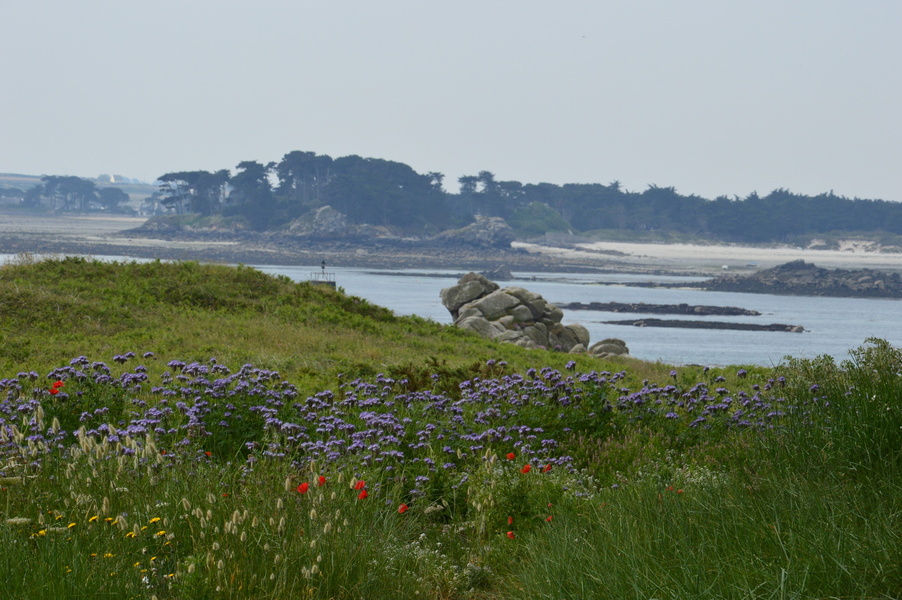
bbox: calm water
[4,254,898,367]
[255,265,902,367]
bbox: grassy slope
[0,258,898,599]
[0,256,643,396]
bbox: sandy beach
[513,240,902,275]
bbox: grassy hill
[0,256,610,394]
[0,258,898,599]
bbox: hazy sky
[2,1,900,201]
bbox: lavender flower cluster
[614,374,791,430]
[0,354,803,492]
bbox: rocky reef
[702,260,902,298]
[558,301,761,316]
[440,272,629,358]
[603,318,804,333]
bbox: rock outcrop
[440,272,629,357]
[285,206,351,238]
[283,206,390,240]
[703,260,902,298]
[558,301,761,316]
[434,216,515,248]
[603,319,804,333]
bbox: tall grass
[0,258,899,598]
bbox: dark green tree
[35,176,99,211]
[157,170,229,215]
[275,151,334,208]
[326,156,450,231]
[226,161,275,230]
[96,187,130,211]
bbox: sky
[2,1,900,201]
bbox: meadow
[0,256,899,599]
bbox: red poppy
[398,503,409,514]
[542,464,552,473]
[506,531,515,539]
[506,452,515,460]
[507,516,513,525]
[520,464,532,474]
[353,480,366,490]
[49,389,59,395]
[666,485,674,492]
[317,476,326,487]
[52,380,64,389]
[545,515,553,522]
[296,482,309,494]
[677,489,684,494]
[357,490,368,500]
[204,451,212,457]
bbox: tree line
[18,176,130,212]
[156,152,451,232]
[9,151,902,244]
[155,151,902,242]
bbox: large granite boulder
[589,338,630,358]
[440,272,499,317]
[440,272,629,357]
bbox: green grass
[0,257,898,599]
[0,256,614,394]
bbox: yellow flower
[67,522,76,528]
[88,516,99,522]
[155,530,166,537]
[133,561,141,567]
[103,553,115,559]
[149,517,161,524]
[125,531,136,538]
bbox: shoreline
[2,210,901,276]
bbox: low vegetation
[0,257,899,599]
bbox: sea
[253,264,902,368]
[4,253,899,367]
